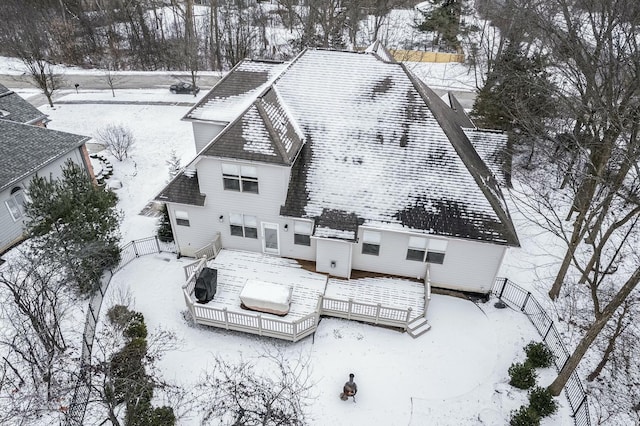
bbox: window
[230,213,257,238]
[294,220,312,246]
[222,164,259,193]
[426,239,448,264]
[5,187,26,221]
[362,230,381,255]
[175,210,190,226]
[406,236,428,261]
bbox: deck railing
[193,232,222,260]
[492,278,591,426]
[319,295,413,329]
[424,264,432,314]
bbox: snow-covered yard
[0,84,574,424]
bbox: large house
[156,45,519,294]
[0,85,94,254]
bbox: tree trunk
[586,305,627,382]
[548,266,640,395]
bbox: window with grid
[362,230,381,255]
[426,239,448,264]
[406,236,428,261]
[230,213,257,238]
[294,220,312,246]
[5,187,27,221]
[175,210,190,226]
[222,164,259,193]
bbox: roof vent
[184,168,196,178]
[0,109,10,118]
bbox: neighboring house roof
[155,171,206,206]
[176,48,519,247]
[183,60,289,123]
[0,119,89,192]
[0,83,47,125]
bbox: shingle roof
[182,48,519,247]
[200,88,304,165]
[0,83,47,124]
[0,119,89,192]
[183,60,288,123]
[155,171,206,206]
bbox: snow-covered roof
[186,48,519,246]
[183,60,289,123]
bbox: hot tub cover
[240,279,293,315]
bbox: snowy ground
[0,70,574,424]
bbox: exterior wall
[192,122,227,153]
[0,149,86,253]
[170,157,294,258]
[351,226,507,293]
[315,238,352,278]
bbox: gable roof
[178,48,519,247]
[200,88,304,165]
[0,83,47,125]
[0,119,89,192]
[183,60,289,123]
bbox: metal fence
[493,278,591,426]
[65,236,174,426]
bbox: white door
[262,223,279,254]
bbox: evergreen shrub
[524,341,554,368]
[508,362,537,389]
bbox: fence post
[258,314,263,336]
[521,292,531,312]
[498,278,507,299]
[375,303,381,324]
[133,241,139,257]
[224,308,229,330]
[348,299,353,320]
[155,236,161,253]
[543,322,554,340]
[573,394,587,418]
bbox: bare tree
[198,348,315,425]
[103,64,126,98]
[0,250,76,422]
[95,124,136,161]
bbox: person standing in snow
[341,373,357,401]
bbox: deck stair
[407,316,431,338]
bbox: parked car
[169,82,200,94]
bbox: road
[0,71,477,109]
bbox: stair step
[407,319,431,338]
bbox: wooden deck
[183,250,428,341]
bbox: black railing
[493,278,591,426]
[65,236,174,426]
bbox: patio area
[182,249,429,341]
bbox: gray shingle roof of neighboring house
[0,119,89,192]
[155,172,206,206]
[174,48,519,247]
[0,83,47,125]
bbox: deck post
[258,314,263,336]
[405,307,413,329]
[348,298,353,320]
[292,320,298,342]
[375,303,381,324]
[223,308,229,330]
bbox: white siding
[316,238,352,278]
[351,227,506,293]
[192,122,226,153]
[170,157,293,257]
[0,149,86,253]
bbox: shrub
[124,312,148,340]
[107,305,134,329]
[525,341,555,368]
[96,124,135,161]
[529,386,558,417]
[510,405,540,426]
[508,362,537,389]
[157,204,174,243]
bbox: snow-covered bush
[508,362,537,389]
[524,341,554,369]
[528,386,558,418]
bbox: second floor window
[222,164,259,193]
[230,213,258,238]
[5,187,27,221]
